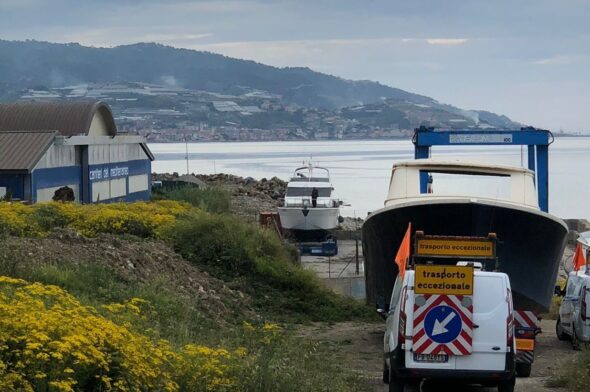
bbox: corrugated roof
[0,101,117,137]
[0,131,56,172]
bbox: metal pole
[185,137,189,175]
[355,238,359,275]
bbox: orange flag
[394,223,412,280]
[573,243,587,272]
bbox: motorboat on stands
[278,162,342,233]
[362,159,568,313]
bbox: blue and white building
[0,101,154,203]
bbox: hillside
[0,40,432,108]
[0,39,522,141]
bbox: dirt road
[302,319,572,391]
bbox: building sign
[89,166,129,181]
[415,265,474,295]
[449,134,513,144]
[415,238,495,258]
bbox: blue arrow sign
[424,305,462,344]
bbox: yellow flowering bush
[0,203,41,237]
[0,276,179,391]
[0,276,286,392]
[0,201,192,238]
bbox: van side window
[389,276,403,312]
[566,278,578,297]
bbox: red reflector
[515,329,535,339]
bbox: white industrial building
[0,101,154,203]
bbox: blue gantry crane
[412,126,553,212]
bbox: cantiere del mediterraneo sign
[89,166,129,181]
[414,265,474,295]
[415,238,495,258]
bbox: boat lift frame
[412,126,553,212]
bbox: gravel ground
[300,319,573,392]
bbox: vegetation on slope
[0,199,373,391]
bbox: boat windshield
[286,187,332,197]
[421,170,511,199]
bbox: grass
[0,254,220,346]
[153,185,231,214]
[547,349,590,391]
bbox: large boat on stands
[362,159,568,313]
[278,163,342,232]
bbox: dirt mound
[2,229,256,323]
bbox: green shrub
[30,203,71,232]
[154,186,231,214]
[163,213,372,322]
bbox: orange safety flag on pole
[573,243,587,272]
[394,223,412,280]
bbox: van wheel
[388,377,405,392]
[388,365,405,392]
[382,361,390,384]
[572,327,581,351]
[497,376,515,392]
[556,317,570,341]
[516,362,532,377]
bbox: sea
[150,137,590,220]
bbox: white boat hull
[278,207,340,231]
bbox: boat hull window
[286,187,332,197]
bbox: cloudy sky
[1,0,588,131]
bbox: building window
[128,174,148,193]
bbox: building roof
[0,131,56,172]
[0,101,117,137]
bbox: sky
[0,0,589,131]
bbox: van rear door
[405,273,457,371]
[455,273,510,371]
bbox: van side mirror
[554,285,565,297]
[376,308,388,320]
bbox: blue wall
[5,154,152,204]
[31,165,82,202]
[0,174,26,200]
[87,159,151,203]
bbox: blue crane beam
[412,127,552,212]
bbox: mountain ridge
[0,39,523,140]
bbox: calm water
[150,138,590,219]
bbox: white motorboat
[278,162,341,231]
[362,159,568,313]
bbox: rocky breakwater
[153,172,287,221]
[195,173,287,201]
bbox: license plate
[413,353,449,363]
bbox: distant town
[14,82,544,143]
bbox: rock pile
[195,174,287,200]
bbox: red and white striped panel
[412,294,473,356]
[514,310,540,329]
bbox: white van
[556,270,590,348]
[382,269,516,392]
